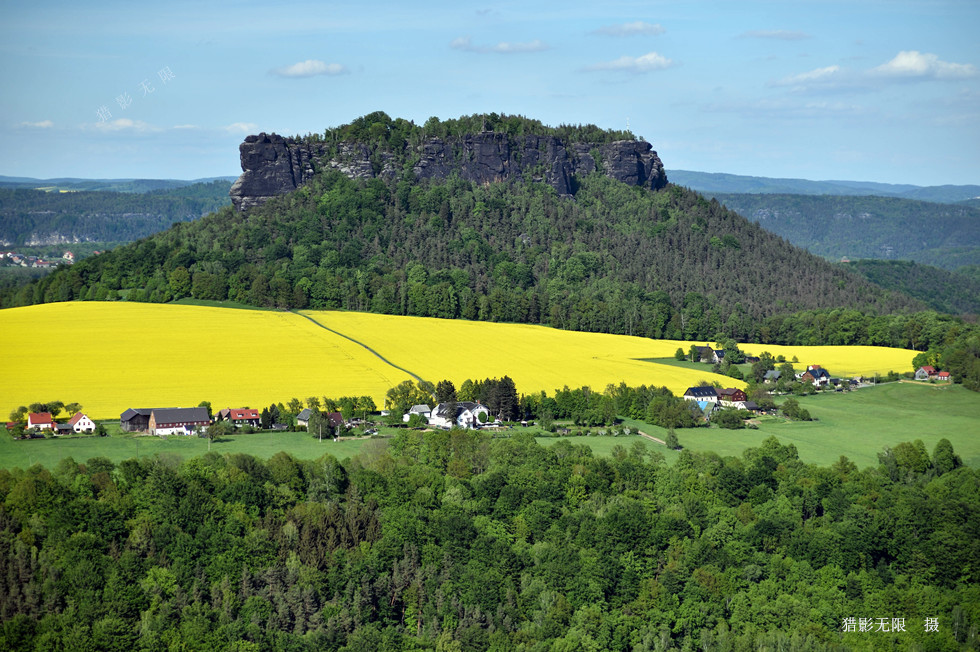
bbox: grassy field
[677,382,980,468]
[2,382,974,472]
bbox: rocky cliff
[230,130,667,211]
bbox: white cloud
[593,21,665,37]
[773,50,977,93]
[225,122,259,134]
[773,65,842,87]
[20,120,53,128]
[172,124,198,130]
[740,29,810,41]
[871,50,976,79]
[585,51,673,73]
[93,118,157,132]
[450,36,549,54]
[273,59,348,78]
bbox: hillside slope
[844,260,980,316]
[1,114,921,344]
[710,193,980,270]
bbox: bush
[713,408,746,429]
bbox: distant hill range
[0,175,238,193]
[705,193,980,271]
[668,170,980,205]
[2,112,922,345]
[0,181,233,247]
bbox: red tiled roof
[28,412,53,424]
[68,412,86,426]
[920,365,936,373]
[938,371,950,378]
[230,408,260,420]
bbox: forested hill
[2,140,920,343]
[843,260,980,316]
[708,193,980,270]
[0,181,232,246]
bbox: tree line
[0,432,975,650]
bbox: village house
[27,412,54,430]
[800,365,831,387]
[296,408,312,428]
[429,402,491,429]
[717,387,749,408]
[218,408,261,428]
[937,371,951,382]
[915,366,937,381]
[403,404,432,422]
[149,407,210,436]
[694,346,714,363]
[763,370,782,383]
[683,386,719,412]
[326,412,344,430]
[68,412,96,433]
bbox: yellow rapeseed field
[302,311,736,398]
[0,303,917,420]
[738,344,916,378]
[0,302,413,419]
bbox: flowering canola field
[739,343,915,378]
[300,311,733,399]
[0,303,917,419]
[0,303,413,419]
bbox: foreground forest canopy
[0,433,976,650]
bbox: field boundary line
[637,431,666,445]
[291,311,426,385]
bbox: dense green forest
[1,169,920,337]
[707,193,980,270]
[0,181,231,246]
[844,260,980,316]
[1,432,977,650]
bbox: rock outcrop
[230,130,667,211]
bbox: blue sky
[2,0,978,185]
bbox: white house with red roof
[915,366,937,381]
[27,412,54,430]
[227,408,260,427]
[937,371,951,381]
[68,412,96,433]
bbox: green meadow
[1,382,976,471]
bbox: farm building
[120,408,153,432]
[149,407,210,436]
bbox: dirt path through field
[637,431,666,445]
[292,311,426,385]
